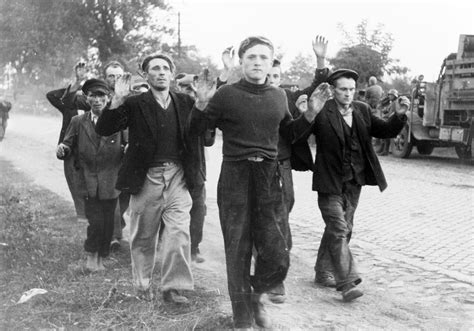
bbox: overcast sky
[167,0,474,81]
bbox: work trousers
[218,159,289,328]
[64,157,85,218]
[83,196,117,257]
[189,183,206,254]
[315,180,362,291]
[128,164,193,292]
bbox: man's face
[145,58,173,91]
[86,91,110,116]
[267,66,281,87]
[332,77,356,107]
[240,44,273,84]
[105,66,124,89]
[388,94,397,102]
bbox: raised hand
[114,73,132,100]
[312,35,328,59]
[305,82,332,121]
[222,46,236,70]
[295,94,308,113]
[395,96,410,115]
[195,68,216,110]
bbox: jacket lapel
[169,92,187,143]
[352,104,370,143]
[139,90,160,142]
[325,100,345,144]
[81,112,100,148]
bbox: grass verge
[0,158,232,330]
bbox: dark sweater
[191,79,296,161]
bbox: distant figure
[365,76,383,116]
[46,61,90,221]
[56,79,126,271]
[175,72,216,263]
[0,99,12,141]
[379,89,399,156]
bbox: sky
[167,0,474,81]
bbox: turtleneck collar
[237,78,272,94]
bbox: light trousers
[128,164,193,292]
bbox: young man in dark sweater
[190,36,329,329]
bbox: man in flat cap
[56,78,126,271]
[300,69,410,301]
[95,54,197,304]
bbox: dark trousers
[278,158,294,250]
[189,183,206,254]
[218,160,289,328]
[113,191,130,240]
[315,180,362,291]
[84,196,117,258]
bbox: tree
[282,53,316,88]
[330,19,408,84]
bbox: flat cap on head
[327,69,359,85]
[81,78,111,95]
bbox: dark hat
[327,69,359,85]
[81,78,111,95]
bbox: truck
[391,34,474,160]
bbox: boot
[251,293,272,328]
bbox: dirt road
[1,113,473,329]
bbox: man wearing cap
[56,79,126,271]
[191,36,327,329]
[47,61,91,221]
[301,69,409,302]
[95,54,197,304]
[175,72,216,263]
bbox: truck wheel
[391,126,413,158]
[455,145,472,160]
[416,143,434,155]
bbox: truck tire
[391,125,413,158]
[416,142,434,155]
[455,145,472,160]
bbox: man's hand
[395,96,410,115]
[312,35,328,60]
[222,46,236,70]
[56,143,69,159]
[295,94,308,113]
[195,68,216,110]
[304,83,332,122]
[110,74,132,109]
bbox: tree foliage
[330,19,408,84]
[282,53,316,88]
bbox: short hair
[74,60,86,71]
[368,76,377,85]
[272,59,281,67]
[141,54,175,73]
[238,36,274,59]
[103,61,124,76]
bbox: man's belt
[247,156,264,162]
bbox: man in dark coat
[46,61,90,220]
[302,69,409,302]
[56,79,125,271]
[95,54,198,304]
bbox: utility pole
[178,11,181,58]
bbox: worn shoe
[315,273,337,288]
[191,252,205,263]
[342,287,363,302]
[251,293,272,328]
[136,288,154,302]
[163,289,189,304]
[110,239,121,252]
[267,283,286,304]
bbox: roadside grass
[0,159,233,330]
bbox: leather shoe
[251,293,272,328]
[267,283,286,304]
[191,252,205,263]
[136,288,154,301]
[314,273,337,288]
[163,289,189,304]
[342,287,363,302]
